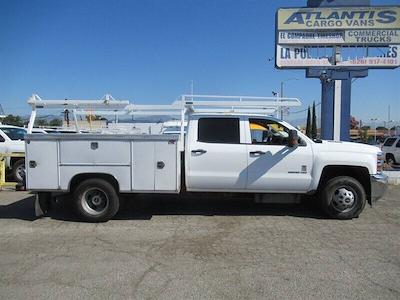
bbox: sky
[0,0,399,126]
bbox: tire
[73,178,119,222]
[11,159,25,184]
[319,176,366,220]
[386,154,396,165]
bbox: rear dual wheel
[73,178,119,222]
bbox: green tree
[2,114,24,127]
[49,118,62,127]
[35,119,48,127]
[311,101,317,139]
[306,106,311,138]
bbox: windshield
[1,128,26,140]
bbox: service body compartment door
[26,140,59,189]
[131,140,178,191]
[60,140,130,165]
[132,141,155,190]
[155,141,177,191]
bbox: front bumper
[370,173,388,203]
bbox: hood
[313,140,381,155]
[7,140,25,152]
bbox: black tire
[319,176,366,220]
[73,178,119,222]
[11,159,25,184]
[386,154,396,165]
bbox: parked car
[382,136,400,165]
[0,125,26,182]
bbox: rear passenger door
[186,116,248,191]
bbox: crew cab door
[245,118,313,192]
[186,116,248,191]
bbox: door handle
[250,151,266,156]
[191,149,207,154]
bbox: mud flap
[34,192,51,217]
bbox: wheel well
[318,166,371,200]
[386,153,395,160]
[10,157,24,167]
[69,173,120,193]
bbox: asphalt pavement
[0,187,399,299]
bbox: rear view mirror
[288,130,298,147]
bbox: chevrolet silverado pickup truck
[25,94,388,222]
[26,104,388,222]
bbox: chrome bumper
[370,173,388,203]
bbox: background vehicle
[382,136,400,166]
[26,95,388,222]
[0,125,26,182]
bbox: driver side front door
[245,118,313,192]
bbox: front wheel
[320,176,366,220]
[73,178,119,222]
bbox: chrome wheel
[81,188,109,216]
[332,187,355,213]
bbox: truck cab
[185,114,313,193]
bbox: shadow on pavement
[1,193,327,222]
[0,194,37,221]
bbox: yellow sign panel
[277,6,400,30]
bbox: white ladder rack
[27,93,302,147]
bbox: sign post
[275,1,400,141]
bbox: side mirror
[288,130,299,147]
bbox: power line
[290,102,321,114]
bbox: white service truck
[25,94,388,222]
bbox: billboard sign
[275,6,400,69]
[276,45,399,68]
[277,6,400,30]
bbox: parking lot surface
[0,186,399,299]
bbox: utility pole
[279,78,298,120]
[280,82,284,120]
[371,118,378,144]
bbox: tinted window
[198,118,240,144]
[0,135,4,142]
[384,138,396,147]
[1,128,26,140]
[396,139,400,148]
